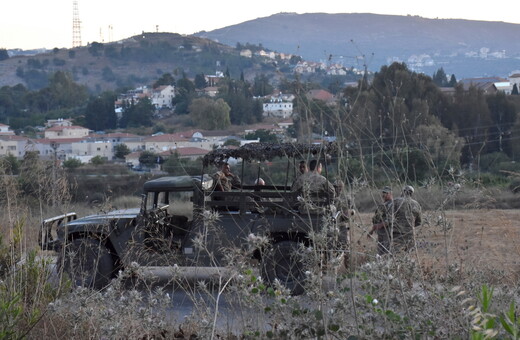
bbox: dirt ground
[349,209,520,281]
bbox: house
[0,135,33,158]
[46,118,73,128]
[263,92,294,118]
[240,49,252,58]
[460,77,507,95]
[307,89,336,104]
[160,147,209,161]
[44,125,90,139]
[508,72,520,89]
[0,123,15,136]
[151,85,175,109]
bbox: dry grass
[349,209,520,282]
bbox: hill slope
[195,12,520,78]
[0,33,280,92]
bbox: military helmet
[403,185,414,195]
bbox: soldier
[368,186,394,255]
[212,161,241,192]
[333,179,353,267]
[291,160,335,198]
[392,185,422,252]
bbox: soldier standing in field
[392,185,422,252]
[368,186,394,255]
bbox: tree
[189,97,231,130]
[173,76,196,114]
[245,129,279,143]
[0,153,20,174]
[432,67,448,87]
[223,139,241,147]
[512,84,519,95]
[139,151,160,168]
[486,91,517,156]
[90,155,106,165]
[448,74,457,87]
[0,49,9,61]
[194,73,207,89]
[120,97,154,128]
[252,74,273,97]
[114,144,131,159]
[153,73,175,88]
[63,158,82,169]
[88,42,104,56]
[85,92,117,131]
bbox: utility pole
[50,141,59,207]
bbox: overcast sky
[2,0,519,50]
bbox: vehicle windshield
[145,190,194,220]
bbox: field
[350,209,520,280]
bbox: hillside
[0,33,282,92]
[195,12,520,78]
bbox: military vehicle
[40,143,349,295]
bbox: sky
[2,0,520,50]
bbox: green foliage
[139,150,160,167]
[153,73,175,88]
[0,49,9,61]
[102,66,116,82]
[0,154,20,175]
[245,129,279,143]
[85,92,118,130]
[252,74,274,96]
[194,73,207,89]
[52,58,66,66]
[432,67,448,86]
[90,155,106,165]
[189,97,231,130]
[114,144,131,159]
[486,91,517,156]
[120,97,154,127]
[173,76,196,114]
[223,139,241,147]
[63,158,83,169]
[88,41,104,56]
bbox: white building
[151,85,175,109]
[262,92,294,118]
[44,125,90,139]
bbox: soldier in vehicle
[291,159,335,198]
[212,161,241,192]
[392,185,422,252]
[298,160,308,176]
[292,160,336,214]
[368,186,394,255]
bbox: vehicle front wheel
[58,238,115,289]
[261,240,307,295]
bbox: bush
[63,158,82,169]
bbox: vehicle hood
[67,208,141,226]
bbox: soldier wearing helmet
[392,185,422,252]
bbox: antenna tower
[72,0,82,47]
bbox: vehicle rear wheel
[261,240,306,296]
[58,238,114,289]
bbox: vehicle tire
[261,240,306,296]
[58,238,114,289]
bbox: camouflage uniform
[392,196,422,252]
[372,199,393,255]
[212,171,241,192]
[292,172,336,213]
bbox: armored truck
[40,143,350,295]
